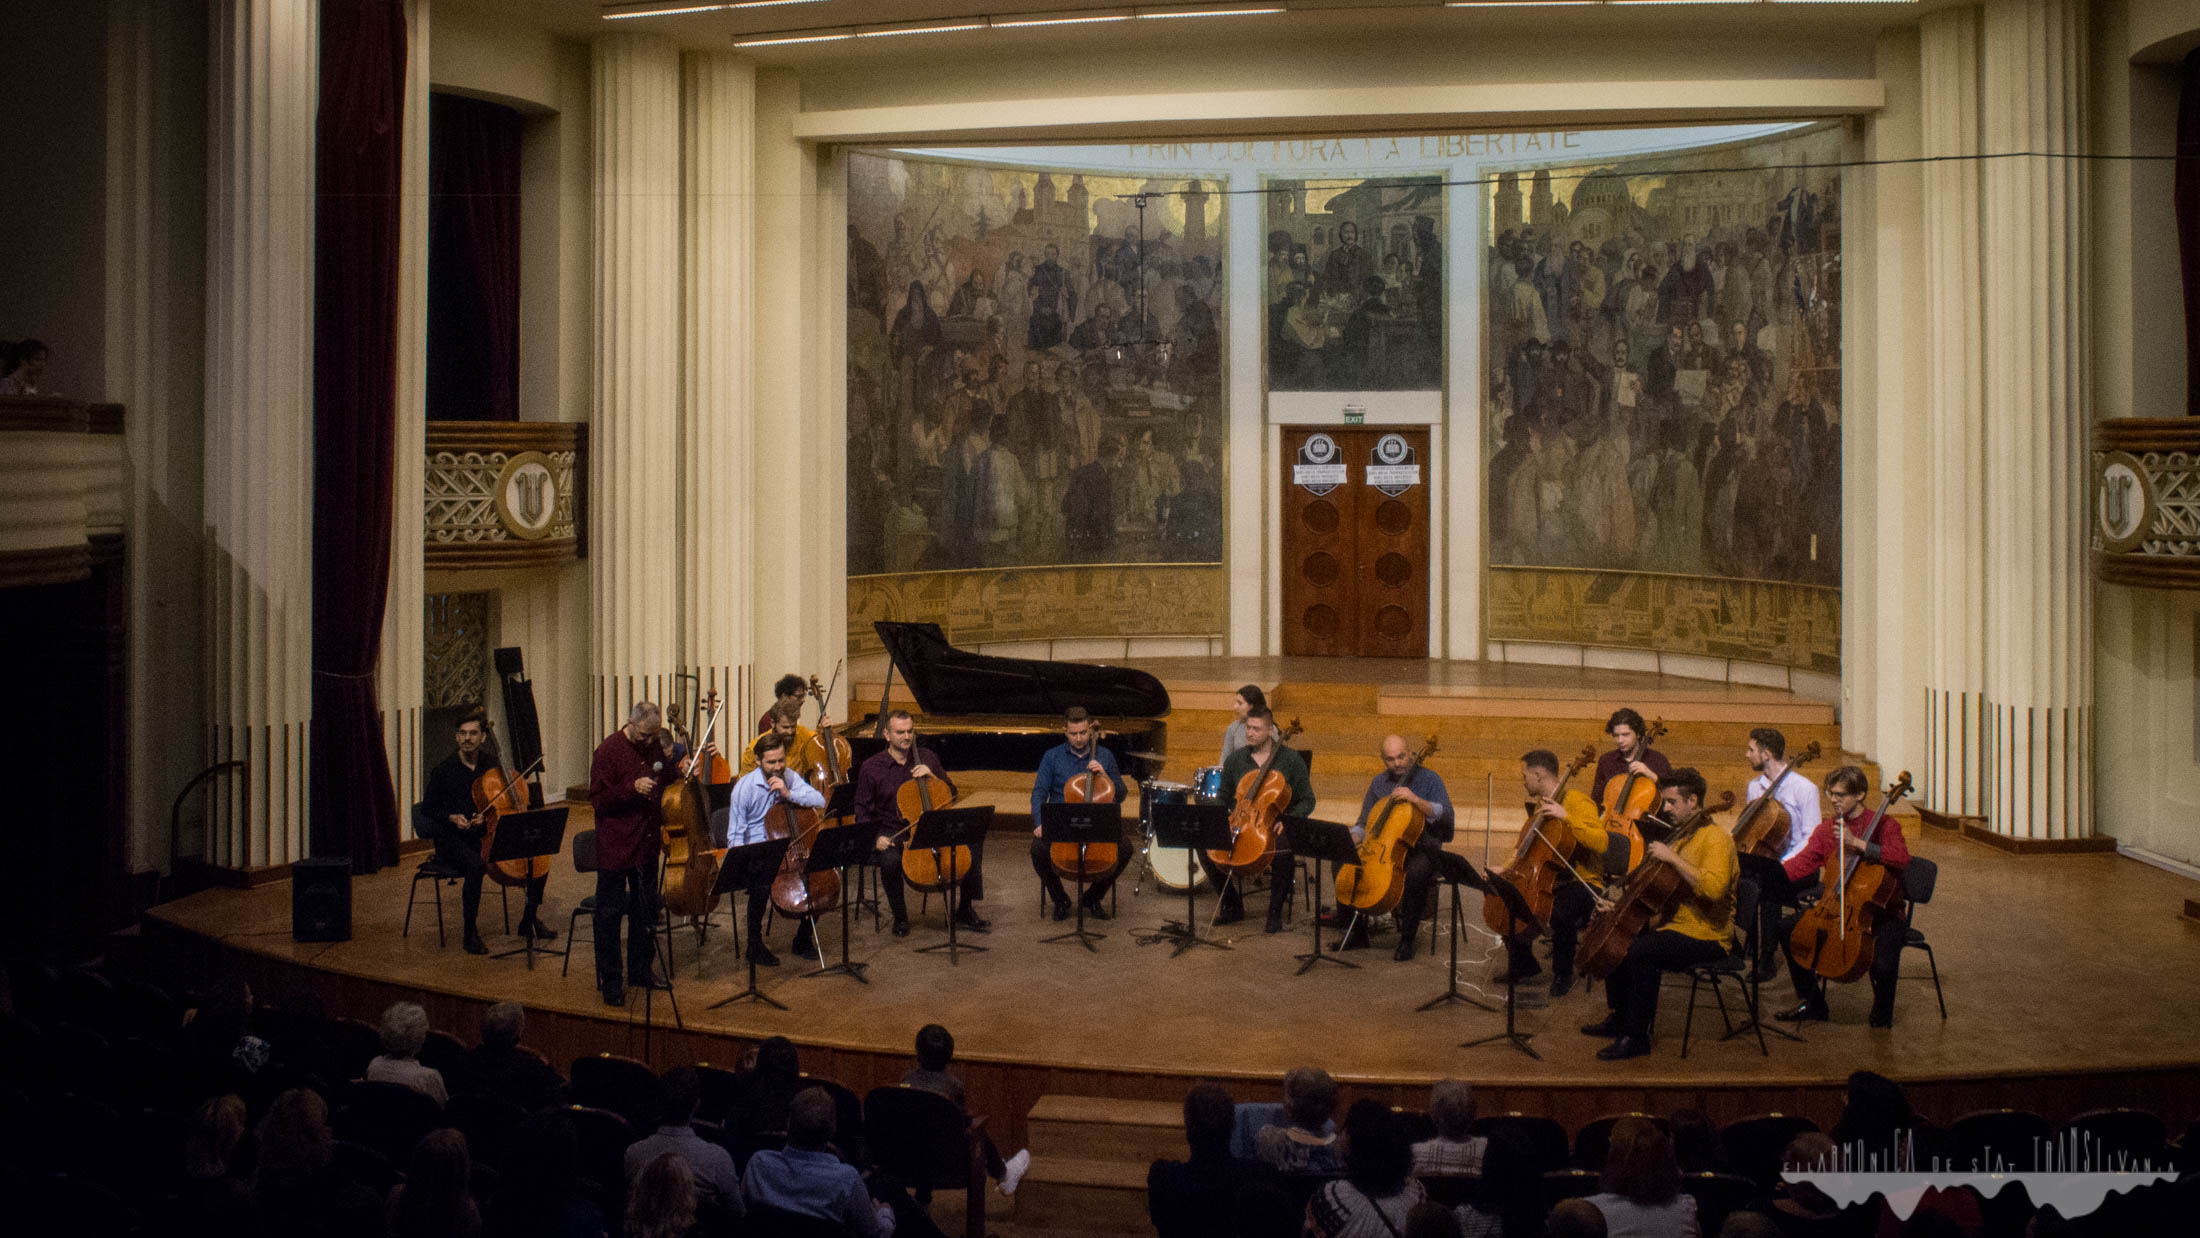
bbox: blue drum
[1142,781,1195,827]
[1193,765,1225,802]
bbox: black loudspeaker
[292,857,354,942]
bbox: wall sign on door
[1366,433,1421,497]
[1294,432,1346,495]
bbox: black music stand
[800,823,875,984]
[1461,871,1541,1060]
[1418,850,1499,1014]
[704,836,795,1011]
[1040,802,1121,951]
[1139,802,1233,956]
[910,806,993,963]
[816,782,878,928]
[485,806,569,970]
[1282,816,1361,975]
[1735,853,1804,1043]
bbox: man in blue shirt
[742,1086,893,1237]
[1028,706,1128,920]
[1345,734,1454,961]
[716,731,826,967]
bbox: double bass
[1207,718,1304,876]
[1483,744,1598,936]
[471,720,550,887]
[1788,772,1912,984]
[1732,741,1822,859]
[771,673,851,919]
[1335,734,1440,917]
[1596,717,1669,875]
[660,693,729,921]
[1050,728,1120,881]
[895,728,969,892]
[1576,790,1737,980]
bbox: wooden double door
[1280,427,1430,658]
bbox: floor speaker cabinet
[291,857,354,942]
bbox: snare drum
[1192,765,1224,802]
[1139,782,1207,892]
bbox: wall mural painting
[846,154,1227,593]
[1264,176,1445,391]
[1483,124,1844,669]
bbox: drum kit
[1134,764,1225,893]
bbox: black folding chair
[1900,856,1948,1018]
[1469,1112,1569,1179]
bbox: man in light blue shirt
[1028,706,1126,921]
[716,731,825,967]
[743,1087,893,1237]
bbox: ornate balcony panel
[424,421,587,570]
[0,397,125,588]
[2093,420,2200,589]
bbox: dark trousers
[1504,880,1597,980]
[1198,846,1294,916]
[1742,871,1818,967]
[593,865,660,994]
[743,887,815,955]
[1390,846,1442,941]
[431,831,545,935]
[1031,834,1128,907]
[877,837,985,922]
[1781,906,1903,1019]
[1603,928,1729,1039]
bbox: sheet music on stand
[1039,801,1121,951]
[909,805,993,963]
[704,835,795,1011]
[484,806,569,970]
[1279,816,1360,974]
[1139,801,1232,956]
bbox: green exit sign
[1343,404,1366,425]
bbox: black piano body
[851,621,1169,782]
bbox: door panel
[1280,428,1430,658]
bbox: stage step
[1011,1096,1181,1237]
[1010,1154,1153,1235]
[1027,1095,1185,1163]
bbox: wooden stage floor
[147,808,2200,1141]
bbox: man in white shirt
[1741,726,1821,973]
[717,732,826,967]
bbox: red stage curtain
[427,92,522,422]
[311,0,407,870]
[2180,49,2200,416]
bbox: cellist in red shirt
[1774,765,1911,1029]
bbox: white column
[1225,179,1263,655]
[380,0,429,816]
[591,33,682,738]
[1919,6,1987,816]
[680,51,755,723]
[1980,0,2090,838]
[203,0,318,868]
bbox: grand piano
[851,621,1170,781]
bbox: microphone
[652,761,664,773]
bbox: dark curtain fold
[2180,50,2200,416]
[427,92,522,422]
[310,0,406,870]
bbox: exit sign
[1343,403,1366,425]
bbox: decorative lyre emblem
[2102,471,2131,532]
[513,468,548,524]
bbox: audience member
[1413,1079,1488,1177]
[1457,1127,1542,1238]
[179,976,270,1079]
[1769,1133,1845,1236]
[1586,1117,1700,1237]
[1253,1065,1341,1174]
[0,338,48,395]
[368,1000,450,1105]
[389,1128,482,1238]
[1831,1071,1915,1165]
[465,1001,563,1110]
[741,1086,893,1237]
[1718,1213,1780,1238]
[900,1022,1031,1194]
[625,1153,702,1238]
[1549,1198,1613,1238]
[250,1087,384,1238]
[1306,1099,1427,1237]
[178,1093,253,1237]
[484,1110,609,1238]
[624,1066,743,1222]
[1148,1081,1283,1238]
[1407,1200,1468,1238]
[724,1035,801,1137]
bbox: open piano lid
[873,621,1171,718]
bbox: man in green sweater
[1196,707,1316,933]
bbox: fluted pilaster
[379,0,428,811]
[1920,6,1987,816]
[592,33,682,738]
[204,0,318,867]
[681,51,755,724]
[1980,0,2090,838]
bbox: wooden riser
[1027,1096,1185,1164]
[1010,1156,1153,1234]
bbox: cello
[1787,771,1912,984]
[660,692,728,921]
[1732,740,1822,859]
[1576,790,1737,980]
[1050,727,1121,881]
[895,727,969,892]
[1596,717,1669,875]
[472,720,550,887]
[1207,717,1304,876]
[1483,744,1598,936]
[771,674,850,919]
[1335,734,1440,917]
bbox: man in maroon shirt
[590,701,677,1006]
[1774,764,1911,1029]
[855,710,987,937]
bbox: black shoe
[891,918,911,937]
[1213,903,1245,926]
[1052,901,1071,922]
[1596,1035,1652,1061]
[463,932,488,956]
[955,908,991,931]
[522,918,557,942]
[1775,1001,1830,1023]
[749,946,782,968]
[1393,937,1418,962]
[793,937,821,962]
[1550,973,1575,999]
[1492,964,1542,985]
[601,988,626,1008]
[1337,931,1370,951]
[1579,1016,1624,1038]
[1868,1007,1894,1029]
[1263,910,1285,935]
[1081,899,1111,921]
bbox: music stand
[1138,802,1232,956]
[1040,802,1121,951]
[910,806,993,963]
[1735,853,1804,1044]
[818,782,878,928]
[1282,816,1361,975]
[799,824,876,984]
[485,806,569,970]
[703,836,795,1011]
[1418,850,1499,1014]
[1460,871,1541,1060]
